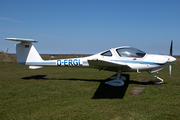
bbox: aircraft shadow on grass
[22,74,154,99]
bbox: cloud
[0,17,23,23]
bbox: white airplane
[5,38,176,87]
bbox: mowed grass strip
[0,60,180,119]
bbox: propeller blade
[169,40,173,76]
[169,63,172,76]
[170,40,173,56]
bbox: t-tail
[5,38,44,69]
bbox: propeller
[169,40,173,76]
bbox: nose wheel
[154,79,163,85]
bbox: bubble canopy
[116,47,146,58]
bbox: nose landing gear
[147,71,164,85]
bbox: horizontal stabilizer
[29,66,43,69]
[5,38,38,43]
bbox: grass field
[1,60,180,119]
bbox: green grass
[0,60,180,120]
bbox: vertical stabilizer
[16,42,43,65]
[5,38,43,65]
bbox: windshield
[116,47,146,58]
[101,50,112,56]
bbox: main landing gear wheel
[105,70,126,87]
[154,79,163,85]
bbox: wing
[88,59,131,72]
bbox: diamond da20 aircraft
[5,38,176,86]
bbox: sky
[0,0,180,55]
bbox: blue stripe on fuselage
[111,60,165,65]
